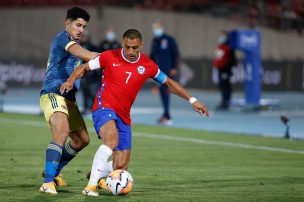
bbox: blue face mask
[106,32,116,42]
[218,35,227,44]
[153,28,164,37]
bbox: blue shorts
[92,108,132,151]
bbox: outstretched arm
[68,43,99,62]
[163,77,209,116]
[60,63,91,94]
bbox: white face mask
[153,28,164,37]
[106,32,116,41]
[218,35,227,44]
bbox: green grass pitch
[0,112,304,201]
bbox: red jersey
[90,48,165,125]
[213,44,231,70]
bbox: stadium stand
[0,0,303,34]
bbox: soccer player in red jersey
[60,29,209,196]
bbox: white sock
[100,161,113,178]
[88,145,113,186]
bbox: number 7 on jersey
[125,71,132,84]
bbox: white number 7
[125,71,132,84]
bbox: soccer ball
[105,169,133,195]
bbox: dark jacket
[150,33,179,75]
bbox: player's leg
[89,120,118,183]
[97,150,130,190]
[112,150,131,170]
[83,120,118,196]
[98,115,132,190]
[55,102,90,183]
[39,94,71,194]
[54,127,89,186]
[112,115,132,170]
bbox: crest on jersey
[137,65,146,74]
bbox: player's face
[65,18,88,40]
[121,38,143,62]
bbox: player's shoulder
[54,31,70,41]
[140,53,157,67]
[99,49,121,64]
[140,53,153,63]
[52,31,75,50]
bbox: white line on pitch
[1,117,304,155]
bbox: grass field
[0,112,304,202]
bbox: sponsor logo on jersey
[137,65,146,74]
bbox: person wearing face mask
[98,26,121,53]
[213,31,236,110]
[150,20,180,126]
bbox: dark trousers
[159,85,171,119]
[218,71,231,107]
[82,83,99,111]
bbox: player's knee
[81,136,90,147]
[53,131,70,145]
[106,138,119,150]
[71,136,90,150]
[101,131,119,150]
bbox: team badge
[137,65,146,74]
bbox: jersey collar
[121,48,141,63]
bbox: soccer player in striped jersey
[39,7,99,195]
[60,29,209,196]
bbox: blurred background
[0,0,303,138]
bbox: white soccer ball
[105,169,134,195]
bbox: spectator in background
[79,30,100,115]
[98,26,121,53]
[150,20,180,125]
[0,80,7,112]
[248,3,259,28]
[213,31,236,110]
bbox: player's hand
[192,100,209,117]
[60,81,73,94]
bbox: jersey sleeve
[98,51,108,68]
[150,61,167,84]
[57,33,76,51]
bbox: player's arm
[60,63,91,94]
[68,43,99,62]
[164,77,209,116]
[60,56,101,94]
[153,68,209,116]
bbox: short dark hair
[66,7,90,21]
[123,29,142,41]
